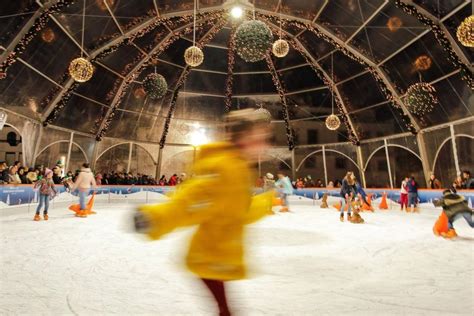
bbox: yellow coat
[138,142,273,280]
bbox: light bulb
[231,6,243,18]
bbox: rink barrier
[0,185,473,209]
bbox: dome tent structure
[0,0,472,187]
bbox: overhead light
[231,6,243,18]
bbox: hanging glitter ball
[456,15,474,47]
[184,46,204,67]
[272,39,289,58]
[69,57,94,83]
[325,114,341,130]
[405,82,438,115]
[143,73,168,99]
[235,20,273,62]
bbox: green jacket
[433,193,472,220]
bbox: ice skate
[349,212,364,224]
[33,214,41,221]
[43,214,49,221]
[339,214,344,222]
[279,207,289,213]
[347,213,352,221]
[441,229,457,239]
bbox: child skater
[275,172,294,212]
[33,168,57,221]
[133,109,274,316]
[340,171,356,222]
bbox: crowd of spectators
[0,160,187,187]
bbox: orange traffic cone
[69,193,96,215]
[433,211,449,236]
[361,194,374,212]
[379,192,388,210]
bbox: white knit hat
[266,173,274,180]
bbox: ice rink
[1,196,473,315]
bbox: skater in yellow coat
[133,109,273,316]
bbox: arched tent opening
[35,141,88,172]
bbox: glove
[133,210,151,234]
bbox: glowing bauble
[456,15,473,47]
[68,57,94,82]
[184,46,204,67]
[272,39,290,58]
[325,114,341,130]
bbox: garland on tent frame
[224,26,236,112]
[97,16,227,141]
[394,0,473,89]
[287,39,359,145]
[0,0,76,79]
[44,82,79,126]
[159,18,228,148]
[264,54,294,150]
[259,14,418,134]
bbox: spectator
[296,178,304,189]
[18,167,27,184]
[168,174,178,186]
[178,173,187,184]
[1,161,9,183]
[327,181,334,189]
[52,166,63,184]
[263,173,275,192]
[158,175,167,186]
[26,168,38,184]
[8,165,21,184]
[429,173,441,189]
[95,173,103,185]
[461,170,473,189]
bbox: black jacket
[433,193,472,221]
[340,179,356,198]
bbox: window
[337,133,347,142]
[279,161,289,170]
[378,160,388,171]
[307,129,318,144]
[304,156,316,168]
[335,157,346,169]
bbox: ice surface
[1,196,473,315]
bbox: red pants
[201,278,231,316]
[400,193,408,209]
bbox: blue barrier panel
[0,185,473,208]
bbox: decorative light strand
[264,53,294,150]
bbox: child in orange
[33,168,57,221]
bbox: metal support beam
[95,15,220,137]
[344,0,389,44]
[0,2,55,63]
[322,145,328,186]
[291,149,296,180]
[65,132,74,174]
[155,147,163,179]
[126,142,133,174]
[450,124,460,175]
[384,138,394,189]
[356,146,366,188]
[416,132,432,186]
[265,20,361,140]
[258,9,422,132]
[404,0,473,72]
[91,140,100,171]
